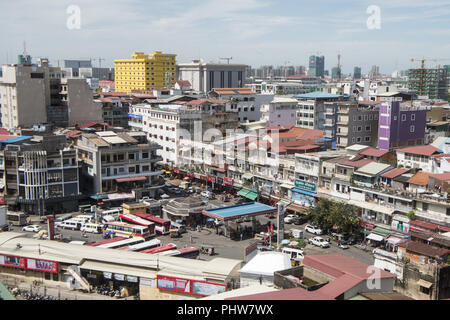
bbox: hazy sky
[1,0,450,74]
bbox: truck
[0,206,8,231]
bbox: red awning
[115,176,147,183]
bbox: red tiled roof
[213,88,255,95]
[227,287,332,300]
[398,240,450,258]
[338,158,375,168]
[79,122,112,129]
[295,144,320,151]
[407,171,432,186]
[358,100,381,106]
[360,148,389,158]
[65,130,82,138]
[396,145,440,156]
[430,172,450,181]
[303,254,395,281]
[410,220,450,233]
[176,80,191,87]
[0,135,17,142]
[0,128,10,135]
[381,168,410,179]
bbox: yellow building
[114,51,176,92]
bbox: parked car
[200,191,213,199]
[338,241,350,249]
[284,214,296,224]
[22,225,42,233]
[308,236,330,248]
[305,224,323,235]
[293,215,309,225]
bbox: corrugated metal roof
[356,162,392,176]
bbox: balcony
[334,173,351,182]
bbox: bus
[103,221,152,239]
[97,237,144,249]
[119,213,156,236]
[100,208,122,219]
[155,246,200,259]
[131,212,171,235]
[116,239,161,251]
[7,212,28,226]
[85,236,127,247]
[140,243,177,254]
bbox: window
[422,202,428,211]
[420,285,431,295]
[402,114,406,121]
[365,125,371,131]
[365,136,371,142]
[369,114,373,120]
[410,125,415,133]
[411,114,415,121]
[357,137,362,142]
[357,126,362,132]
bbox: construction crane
[92,57,106,68]
[219,57,232,64]
[410,58,450,95]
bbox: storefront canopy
[366,233,385,242]
[203,202,276,221]
[238,188,258,201]
[242,173,254,180]
[291,188,316,197]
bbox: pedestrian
[190,234,193,243]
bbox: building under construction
[407,67,448,100]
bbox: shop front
[291,188,316,207]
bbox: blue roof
[316,138,332,142]
[0,136,32,144]
[294,92,342,100]
[203,202,276,220]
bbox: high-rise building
[308,56,325,78]
[407,67,448,100]
[114,51,177,93]
[331,67,339,80]
[369,66,380,79]
[354,67,362,80]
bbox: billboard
[156,275,226,296]
[0,254,26,269]
[26,258,58,273]
[294,180,316,192]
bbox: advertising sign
[191,281,227,297]
[103,272,112,279]
[26,258,58,273]
[126,275,138,283]
[114,273,125,281]
[360,220,375,230]
[224,177,233,186]
[294,180,316,192]
[0,254,26,269]
[207,176,216,183]
[157,275,190,293]
[140,277,156,288]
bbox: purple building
[377,100,429,150]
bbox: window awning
[386,236,404,245]
[115,176,147,183]
[366,233,385,242]
[238,189,258,201]
[280,183,295,189]
[291,188,316,197]
[242,173,254,180]
[417,279,433,289]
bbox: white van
[55,214,73,227]
[170,222,186,234]
[282,247,305,263]
[72,215,93,224]
[101,215,116,223]
[59,219,82,230]
[80,223,103,234]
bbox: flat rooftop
[203,202,276,221]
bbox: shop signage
[157,275,190,293]
[191,281,227,297]
[224,177,233,186]
[156,275,226,296]
[26,258,58,274]
[391,221,410,234]
[140,277,156,288]
[360,220,375,230]
[207,176,216,183]
[294,180,316,192]
[126,275,138,283]
[0,254,26,269]
[114,274,125,281]
[194,173,201,179]
[103,272,112,279]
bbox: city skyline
[1,0,450,74]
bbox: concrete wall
[66,79,102,126]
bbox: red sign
[207,176,216,183]
[0,254,26,269]
[360,220,375,230]
[174,168,180,173]
[224,177,233,186]
[26,258,58,273]
[187,173,194,178]
[200,175,207,181]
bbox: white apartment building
[208,88,274,123]
[395,145,441,173]
[177,59,247,93]
[261,96,298,127]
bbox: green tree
[407,210,415,220]
[308,198,360,234]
